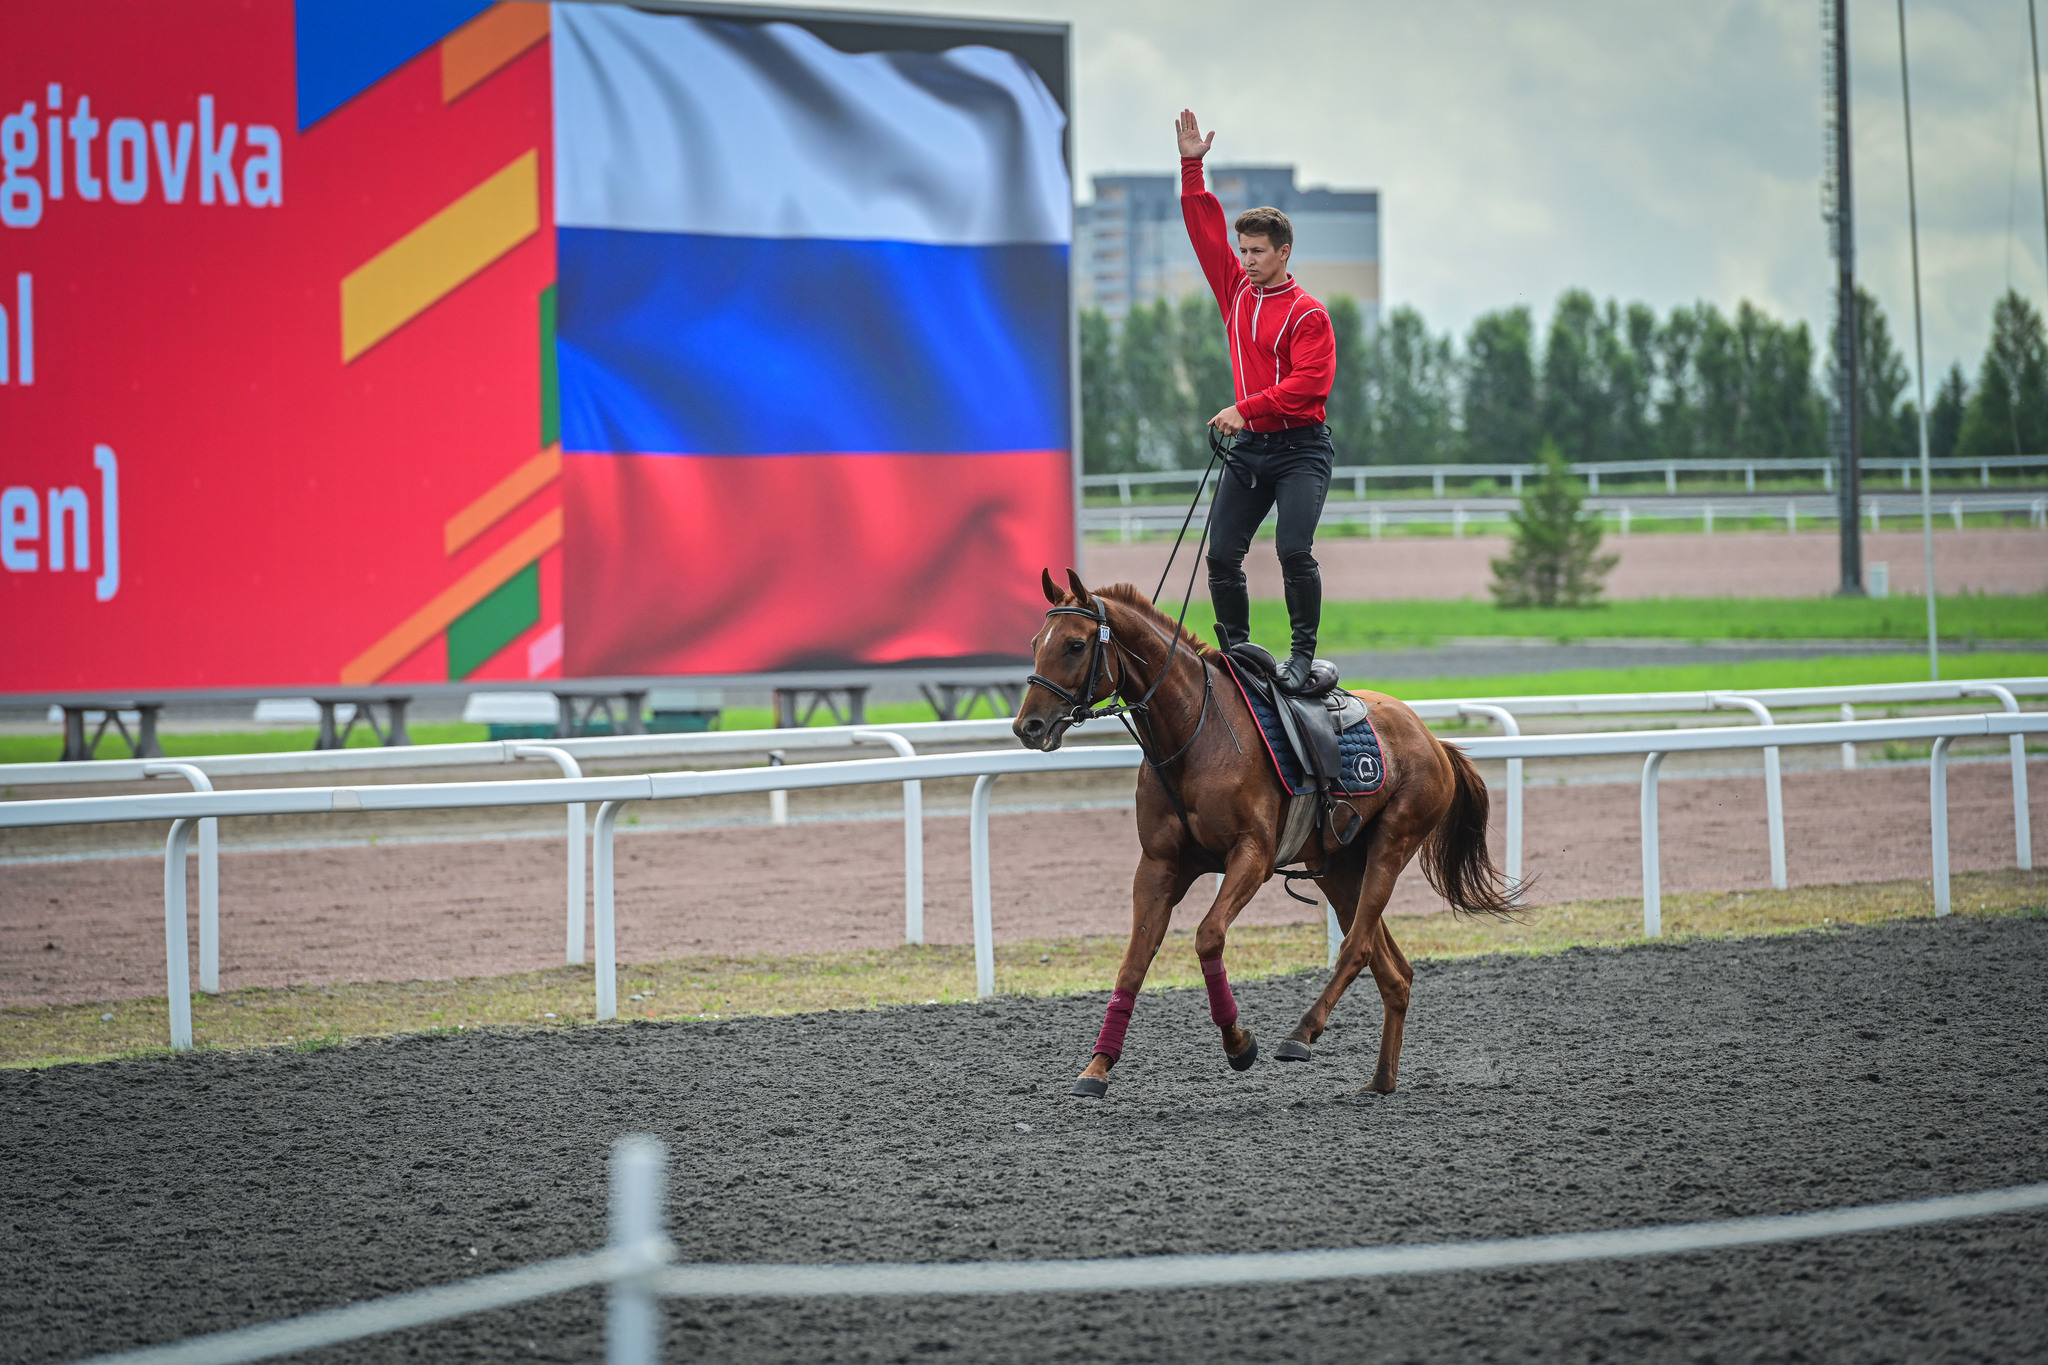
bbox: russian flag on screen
[550,6,1074,675]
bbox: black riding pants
[1205,422,1333,657]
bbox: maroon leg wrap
[1201,955,1239,1028]
[1093,988,1137,1061]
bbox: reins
[1024,431,1238,852]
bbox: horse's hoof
[1275,1038,1313,1063]
[1070,1076,1109,1098]
[1227,1033,1258,1072]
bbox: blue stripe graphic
[556,228,1069,456]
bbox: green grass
[1344,652,2048,701]
[1220,594,2048,648]
[0,721,491,766]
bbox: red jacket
[1181,157,1335,431]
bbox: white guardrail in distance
[64,1134,2048,1365]
[3,713,2043,1050]
[0,719,1030,978]
[7,678,2041,974]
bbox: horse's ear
[1041,568,1063,605]
[1065,568,1091,604]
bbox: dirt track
[4,758,2041,1008]
[1087,527,2048,600]
[5,914,2046,1363]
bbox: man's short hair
[1233,206,1293,250]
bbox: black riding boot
[1277,558,1322,694]
[1207,560,1251,652]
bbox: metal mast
[1897,0,1939,677]
[1823,0,1864,594]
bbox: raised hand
[1176,109,1215,160]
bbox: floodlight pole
[2032,0,2048,281]
[1897,0,1939,679]
[1829,0,1864,596]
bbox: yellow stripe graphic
[339,151,539,362]
[341,508,562,684]
[444,445,561,555]
[443,2,552,103]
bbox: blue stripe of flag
[555,228,1070,457]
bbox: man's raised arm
[1176,109,1245,311]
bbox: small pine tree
[1489,440,1618,608]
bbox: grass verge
[1236,595,2048,648]
[8,869,2041,1069]
[1339,651,2048,702]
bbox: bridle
[1024,429,1241,845]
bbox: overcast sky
[761,0,2037,386]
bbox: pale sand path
[1085,528,2048,601]
[3,759,2040,1007]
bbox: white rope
[652,1181,2048,1298]
[67,1184,2048,1365]
[69,1244,665,1365]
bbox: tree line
[1080,285,2048,474]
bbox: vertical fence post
[970,774,998,999]
[593,800,623,1020]
[1640,753,1665,939]
[1325,902,1341,969]
[607,1134,670,1365]
[145,763,219,993]
[1930,736,1953,916]
[1712,696,1785,890]
[514,746,588,965]
[854,731,924,944]
[1964,686,2032,871]
[1841,703,1857,770]
[1459,705,1522,892]
[164,817,196,1051]
[767,751,788,825]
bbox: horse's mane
[1094,582,1218,659]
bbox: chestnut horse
[1014,569,1516,1097]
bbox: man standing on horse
[1177,108,1337,695]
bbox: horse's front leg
[1073,854,1195,1097]
[1191,842,1275,1072]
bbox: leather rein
[1025,597,1216,846]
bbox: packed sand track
[5,915,2046,1364]
[4,758,2042,1008]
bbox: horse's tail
[1422,742,1524,918]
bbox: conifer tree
[1489,439,1617,608]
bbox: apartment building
[1076,165,1380,327]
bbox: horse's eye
[1065,638,1085,654]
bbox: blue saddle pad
[1223,660,1386,798]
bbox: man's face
[1237,234,1291,288]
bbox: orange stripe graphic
[339,151,539,362]
[444,445,561,555]
[443,2,552,103]
[340,508,562,685]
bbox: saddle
[1223,644,1370,844]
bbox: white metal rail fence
[6,679,2040,984]
[2,711,2043,1050]
[1083,452,2048,502]
[68,1134,2048,1365]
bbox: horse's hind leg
[1362,919,1414,1093]
[1286,823,1426,1065]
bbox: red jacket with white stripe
[1180,157,1335,431]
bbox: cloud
[760,0,2043,381]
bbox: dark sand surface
[5,915,2046,1363]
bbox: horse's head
[1015,568,1118,751]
